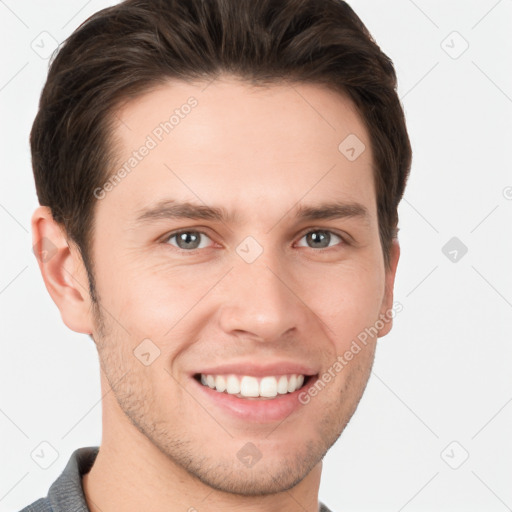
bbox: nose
[216,252,308,343]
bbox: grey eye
[297,230,342,249]
[166,231,212,250]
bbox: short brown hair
[31,0,412,301]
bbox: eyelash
[162,228,349,254]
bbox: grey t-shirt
[19,446,333,512]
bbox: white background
[1,1,511,511]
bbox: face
[87,76,398,495]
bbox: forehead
[104,76,376,224]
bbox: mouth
[193,372,315,400]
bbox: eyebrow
[133,199,370,226]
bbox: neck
[82,392,322,512]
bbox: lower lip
[191,375,318,423]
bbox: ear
[376,238,400,338]
[31,206,95,334]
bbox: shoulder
[17,496,53,512]
[16,446,99,512]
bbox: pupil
[178,232,199,249]
[308,231,329,248]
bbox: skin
[32,76,400,512]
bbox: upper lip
[193,361,318,378]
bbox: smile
[195,373,309,399]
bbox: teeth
[226,375,241,394]
[240,376,259,397]
[277,375,288,394]
[287,374,297,393]
[215,375,226,392]
[260,376,278,398]
[198,373,307,398]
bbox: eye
[163,228,347,253]
[164,230,213,251]
[296,229,345,250]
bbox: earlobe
[377,238,400,338]
[31,206,94,334]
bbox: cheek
[306,262,385,337]
[311,269,384,359]
[96,244,386,344]
[102,262,219,349]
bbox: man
[24,0,411,510]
